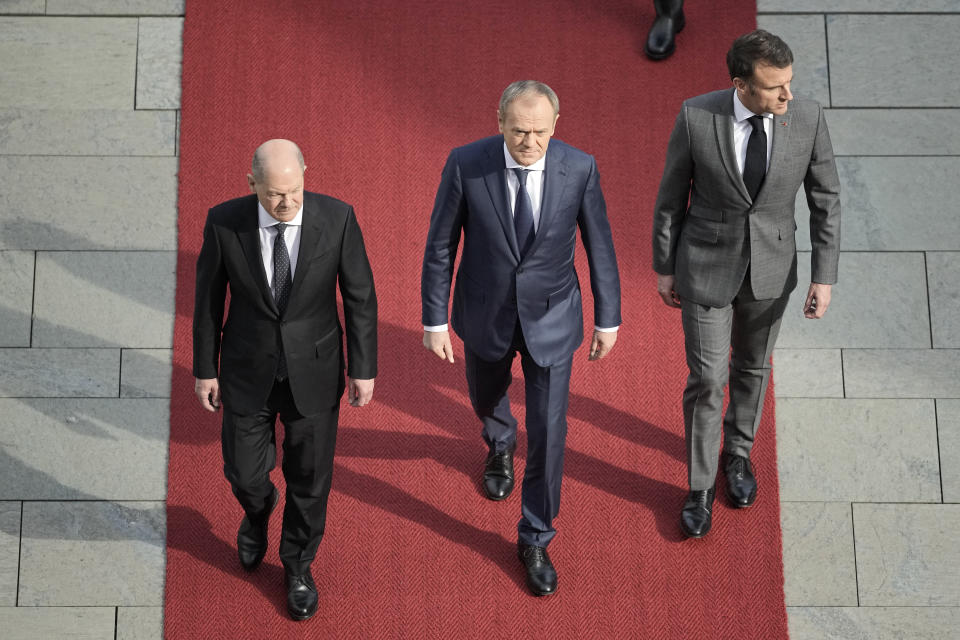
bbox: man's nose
[781,84,793,101]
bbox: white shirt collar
[257,201,304,229]
[733,89,773,124]
[503,142,547,171]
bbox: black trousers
[221,378,339,575]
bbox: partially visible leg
[221,386,280,570]
[720,286,790,507]
[515,346,573,596]
[277,392,340,576]
[680,299,734,490]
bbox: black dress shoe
[644,6,685,60]
[237,488,278,571]
[518,544,558,596]
[285,569,319,621]
[482,447,515,501]
[723,452,757,508]
[680,487,715,538]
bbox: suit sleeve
[577,157,622,329]
[192,212,228,379]
[651,104,693,275]
[338,206,378,380]
[420,149,465,327]
[803,103,842,285]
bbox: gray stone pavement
[0,1,956,637]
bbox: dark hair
[726,30,793,81]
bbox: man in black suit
[193,139,377,621]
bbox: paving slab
[0,502,20,606]
[0,0,43,14]
[0,607,116,640]
[0,17,136,109]
[927,252,960,349]
[780,502,857,606]
[777,252,929,349]
[787,606,960,640]
[772,349,843,398]
[46,0,184,14]
[0,348,119,397]
[0,108,176,156]
[18,501,164,606]
[0,251,33,347]
[777,399,940,502]
[121,349,172,398]
[854,503,960,606]
[843,349,960,398]
[825,109,960,156]
[797,158,960,251]
[0,398,168,500]
[136,18,182,109]
[938,399,960,503]
[756,14,829,105]
[117,606,163,640]
[32,251,175,348]
[761,0,960,9]
[0,157,177,250]
[828,15,960,107]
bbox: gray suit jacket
[652,89,841,307]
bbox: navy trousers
[464,323,574,548]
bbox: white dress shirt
[424,145,617,334]
[732,90,773,175]
[258,202,304,300]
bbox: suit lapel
[715,97,752,204]
[756,109,793,203]
[526,143,568,258]
[481,137,521,262]
[236,200,279,315]
[287,198,322,306]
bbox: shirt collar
[503,142,547,172]
[733,90,773,124]
[258,201,304,229]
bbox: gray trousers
[680,276,791,490]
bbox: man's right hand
[657,274,681,308]
[195,377,221,412]
[422,330,455,363]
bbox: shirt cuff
[594,326,619,332]
[423,324,448,332]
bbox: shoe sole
[483,489,513,502]
[289,609,317,622]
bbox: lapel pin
[780,121,787,126]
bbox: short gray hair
[251,139,305,181]
[499,80,559,118]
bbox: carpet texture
[166,1,788,637]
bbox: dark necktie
[743,115,767,201]
[513,168,535,257]
[273,223,292,378]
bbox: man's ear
[247,173,256,193]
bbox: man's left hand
[588,330,618,361]
[803,283,832,319]
[348,377,375,407]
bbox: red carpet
[167,1,787,637]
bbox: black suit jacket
[193,191,377,416]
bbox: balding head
[247,139,307,222]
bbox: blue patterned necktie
[273,223,292,378]
[512,168,535,258]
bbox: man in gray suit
[421,81,621,594]
[652,30,840,538]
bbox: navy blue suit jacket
[421,135,621,367]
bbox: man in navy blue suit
[420,80,621,596]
